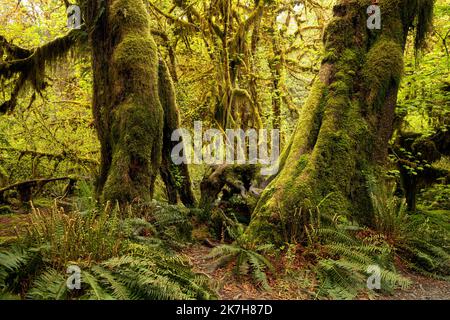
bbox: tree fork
[245,0,436,244]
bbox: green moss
[110,0,150,32]
[322,49,339,64]
[101,0,164,204]
[399,0,435,50]
[275,81,327,173]
[362,38,404,110]
[113,34,158,91]
[329,81,350,96]
[243,218,284,245]
[246,0,437,245]
[323,16,357,53]
[103,97,163,203]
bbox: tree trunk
[245,0,434,244]
[86,0,164,204]
[270,24,283,130]
[158,59,196,207]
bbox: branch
[0,177,74,195]
[147,1,199,31]
[0,28,88,114]
[0,147,99,166]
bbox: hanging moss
[0,28,87,114]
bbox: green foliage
[369,182,409,240]
[397,0,450,134]
[22,203,125,267]
[398,218,450,277]
[73,181,98,214]
[362,39,404,110]
[0,0,448,301]
[147,202,194,247]
[93,244,214,300]
[369,182,450,278]
[418,183,450,210]
[304,205,410,300]
[27,269,69,300]
[208,212,274,290]
[0,202,216,300]
[1,242,216,300]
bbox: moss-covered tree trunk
[158,59,196,207]
[85,0,163,203]
[246,0,434,244]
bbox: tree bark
[245,0,435,244]
[85,0,164,204]
[158,59,196,207]
[0,177,74,204]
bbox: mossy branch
[147,1,199,31]
[0,35,32,60]
[0,28,88,114]
[0,147,99,166]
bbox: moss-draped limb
[0,35,32,59]
[245,0,436,245]
[0,28,87,114]
[395,128,450,211]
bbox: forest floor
[1,212,449,300]
[183,244,450,301]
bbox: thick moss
[101,0,164,203]
[246,0,435,245]
[362,38,404,110]
[102,99,162,203]
[110,0,150,32]
[158,59,196,207]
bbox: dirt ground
[183,244,450,301]
[0,214,29,237]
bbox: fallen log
[0,177,77,203]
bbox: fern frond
[27,269,68,300]
[82,271,115,300]
[90,265,131,300]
